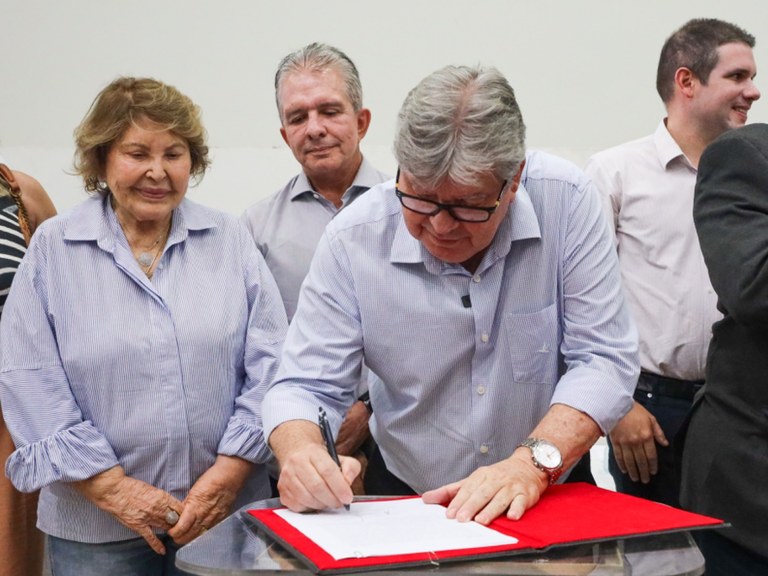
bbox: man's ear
[510,160,526,192]
[674,67,697,98]
[356,108,372,140]
[279,126,289,146]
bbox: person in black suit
[683,122,768,574]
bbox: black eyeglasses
[394,168,507,223]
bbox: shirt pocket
[502,304,560,385]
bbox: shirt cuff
[551,367,635,433]
[217,415,271,464]
[5,422,119,493]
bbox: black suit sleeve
[694,123,768,328]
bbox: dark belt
[635,371,704,402]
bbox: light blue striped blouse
[263,150,640,494]
[0,195,287,542]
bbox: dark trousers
[694,530,768,576]
[364,444,594,496]
[364,445,417,496]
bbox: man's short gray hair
[394,65,526,189]
[274,42,363,117]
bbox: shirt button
[646,392,653,399]
[313,193,321,200]
[477,386,486,395]
[481,333,489,343]
[480,444,489,454]
[473,275,481,283]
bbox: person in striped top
[0,163,56,312]
[0,161,56,576]
[263,65,638,524]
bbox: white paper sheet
[274,498,518,560]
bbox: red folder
[244,482,723,574]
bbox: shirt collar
[655,119,695,171]
[390,180,541,274]
[64,194,218,252]
[288,156,380,202]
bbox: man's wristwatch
[518,438,563,484]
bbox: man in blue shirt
[241,42,388,323]
[263,65,639,524]
[243,44,388,490]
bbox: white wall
[2,0,768,215]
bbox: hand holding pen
[318,406,350,511]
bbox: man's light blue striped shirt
[263,150,639,493]
[0,195,287,542]
[241,157,389,322]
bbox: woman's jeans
[48,534,190,576]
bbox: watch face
[533,442,562,469]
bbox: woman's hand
[72,466,184,555]
[168,455,253,545]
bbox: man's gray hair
[274,42,363,117]
[394,65,526,189]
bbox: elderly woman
[0,78,287,575]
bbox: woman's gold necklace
[136,233,166,273]
[117,215,172,277]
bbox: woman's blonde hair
[73,77,210,194]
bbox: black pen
[318,406,350,511]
